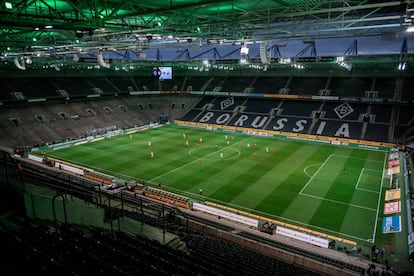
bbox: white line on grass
[355,168,364,190]
[149,136,251,183]
[299,154,332,194]
[48,152,371,242]
[332,154,383,163]
[48,135,252,183]
[153,187,374,242]
[201,196,373,242]
[371,153,387,243]
[356,188,380,194]
[143,132,179,145]
[299,193,377,212]
[354,168,380,194]
[303,164,322,178]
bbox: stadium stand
[182,77,210,92]
[287,77,328,96]
[0,158,330,276]
[321,102,369,121]
[364,124,390,142]
[85,77,118,94]
[0,94,201,149]
[263,115,312,134]
[50,77,94,97]
[252,77,290,94]
[401,77,414,101]
[180,109,205,122]
[1,2,414,275]
[179,94,397,142]
[243,98,282,113]
[0,75,414,275]
[369,104,392,123]
[207,97,247,111]
[159,76,186,91]
[184,234,322,276]
[0,214,325,276]
[191,95,217,109]
[373,77,397,99]
[84,170,114,185]
[144,187,190,209]
[237,231,366,275]
[2,75,411,147]
[327,77,373,98]
[0,79,17,101]
[132,77,160,92]
[279,100,322,117]
[105,76,137,93]
[3,78,58,99]
[219,76,256,93]
[203,76,228,92]
[398,105,414,126]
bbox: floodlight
[240,45,249,55]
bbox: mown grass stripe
[47,124,387,243]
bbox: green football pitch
[44,124,388,244]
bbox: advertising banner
[383,201,401,215]
[385,188,401,201]
[382,216,401,234]
[276,226,330,248]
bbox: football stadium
[0,1,414,275]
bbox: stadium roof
[0,0,413,72]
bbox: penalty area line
[303,164,322,178]
[299,154,332,194]
[354,168,380,194]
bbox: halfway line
[149,136,251,182]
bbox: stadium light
[291,63,304,69]
[240,44,249,55]
[398,62,407,71]
[73,53,80,62]
[336,56,352,71]
[279,58,291,64]
[336,56,345,62]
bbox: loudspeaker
[97,53,110,68]
[260,43,269,64]
[14,57,26,70]
[73,53,80,62]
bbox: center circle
[189,146,241,160]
